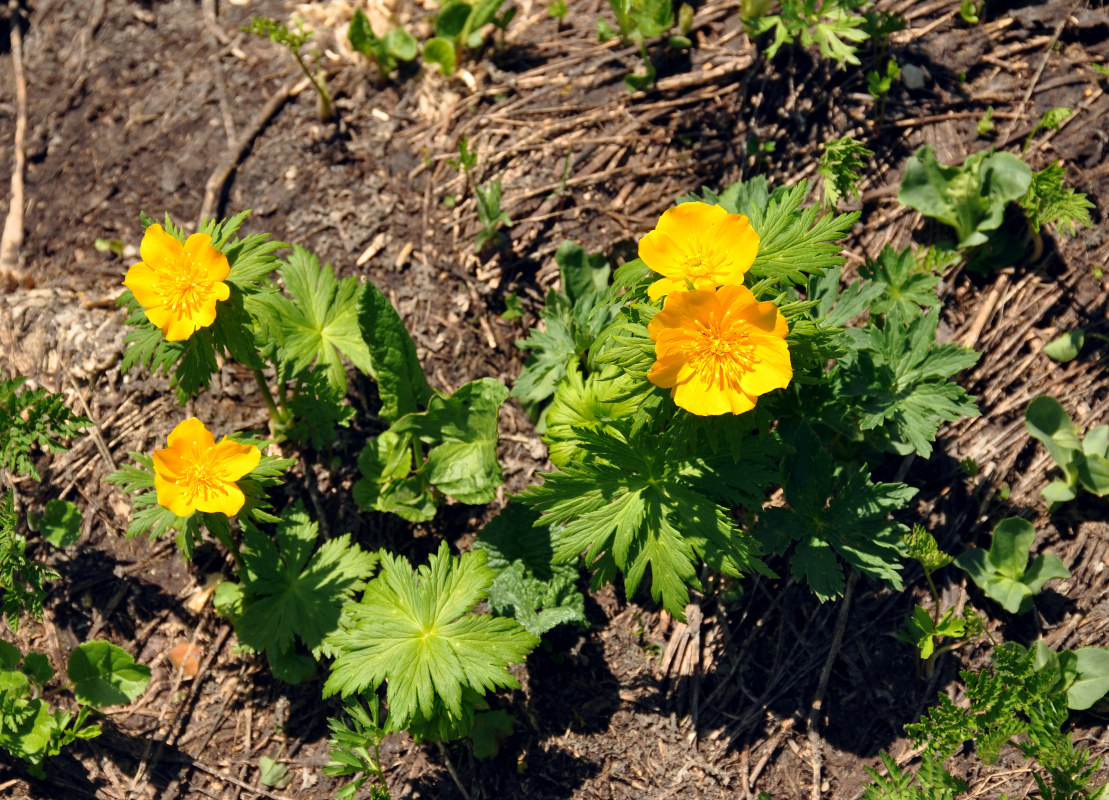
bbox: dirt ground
[1,0,1108,798]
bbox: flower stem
[252,368,282,429]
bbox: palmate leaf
[324,543,538,735]
[543,363,640,468]
[272,246,374,394]
[756,423,917,601]
[230,504,378,657]
[837,307,980,458]
[520,425,774,618]
[858,245,940,321]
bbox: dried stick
[806,571,856,800]
[1,0,28,289]
[198,77,309,226]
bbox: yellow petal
[154,473,196,518]
[671,370,756,416]
[183,233,231,283]
[167,418,216,453]
[210,438,261,481]
[139,224,183,273]
[639,230,688,278]
[703,213,759,283]
[123,262,166,309]
[162,312,199,342]
[740,343,793,396]
[143,305,174,336]
[194,481,247,516]
[654,202,729,246]
[647,275,689,301]
[648,289,720,340]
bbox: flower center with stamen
[682,249,714,277]
[689,326,755,378]
[181,460,224,503]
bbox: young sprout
[246,16,334,122]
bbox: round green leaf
[423,37,457,75]
[1025,395,1081,466]
[1043,329,1084,362]
[436,2,471,38]
[38,499,82,547]
[383,27,418,61]
[1067,647,1109,710]
[67,641,151,707]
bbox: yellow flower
[153,418,261,517]
[647,285,791,416]
[639,201,760,301]
[123,224,231,342]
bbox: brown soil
[1,1,1108,799]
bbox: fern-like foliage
[864,642,1105,799]
[0,378,90,482]
[1020,162,1095,236]
[0,493,58,629]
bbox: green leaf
[543,364,640,467]
[1025,395,1081,468]
[383,27,418,61]
[1067,647,1109,710]
[424,37,457,75]
[258,756,290,788]
[67,641,151,707]
[324,543,539,736]
[1043,329,1085,362]
[273,246,374,394]
[902,524,953,572]
[0,377,91,481]
[392,379,509,504]
[227,504,378,662]
[986,517,1036,579]
[818,136,873,207]
[475,503,586,636]
[357,280,432,423]
[757,425,916,601]
[470,709,514,759]
[35,499,82,547]
[22,652,53,686]
[1077,452,1109,496]
[521,425,773,617]
[858,245,940,320]
[897,146,1032,248]
[1019,162,1094,236]
[348,9,381,58]
[1,491,58,628]
[555,240,610,303]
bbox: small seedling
[1043,329,1085,362]
[348,9,418,79]
[549,0,568,18]
[1025,395,1109,503]
[959,0,982,24]
[954,517,1069,614]
[424,0,515,76]
[246,17,334,122]
[474,177,512,251]
[29,499,82,548]
[976,105,995,136]
[817,136,873,209]
[448,137,478,172]
[1032,640,1109,711]
[745,0,872,69]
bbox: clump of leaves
[818,136,873,209]
[864,643,1105,799]
[1032,640,1109,712]
[324,696,392,800]
[324,543,539,742]
[246,16,333,122]
[596,0,692,88]
[1019,161,1095,237]
[513,241,613,419]
[954,517,1069,615]
[348,8,418,79]
[1025,395,1109,505]
[744,0,872,69]
[213,504,379,684]
[474,502,586,637]
[897,525,970,663]
[898,145,1032,249]
[0,640,150,775]
[424,0,516,76]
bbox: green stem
[293,53,333,122]
[210,520,245,570]
[252,368,282,428]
